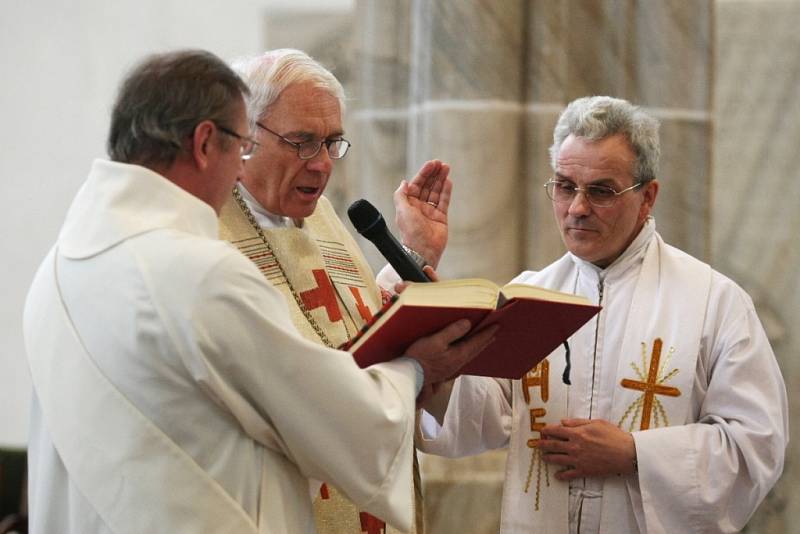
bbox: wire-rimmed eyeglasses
[543,179,643,208]
[256,122,351,160]
[216,124,259,160]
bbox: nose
[305,144,333,174]
[567,189,592,216]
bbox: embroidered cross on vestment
[619,338,681,430]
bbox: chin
[288,203,318,219]
[567,243,599,262]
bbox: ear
[638,179,659,221]
[190,120,216,171]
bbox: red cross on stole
[300,269,343,322]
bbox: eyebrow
[554,173,618,186]
[284,129,345,140]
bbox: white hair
[231,49,345,131]
[549,96,661,183]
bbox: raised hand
[394,160,452,268]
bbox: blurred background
[1,1,797,531]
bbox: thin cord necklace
[232,185,336,348]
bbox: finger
[540,452,573,467]
[410,161,438,195]
[434,318,473,345]
[434,173,453,214]
[539,425,573,440]
[394,281,410,294]
[419,161,442,202]
[427,163,448,198]
[423,265,439,281]
[561,418,591,427]
[537,438,566,453]
[424,163,448,205]
[445,324,499,375]
[394,179,417,207]
[553,466,582,481]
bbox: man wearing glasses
[24,49,495,534]
[418,96,788,533]
[219,49,449,534]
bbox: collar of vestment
[59,159,218,259]
[236,182,296,229]
[568,216,656,284]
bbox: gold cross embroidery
[619,338,681,430]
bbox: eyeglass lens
[298,139,350,160]
[545,181,620,207]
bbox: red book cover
[343,280,600,379]
[459,297,601,378]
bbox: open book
[342,279,601,379]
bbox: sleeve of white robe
[185,253,418,531]
[416,375,513,457]
[630,276,789,532]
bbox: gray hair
[107,49,249,167]
[549,96,660,183]
[230,49,345,130]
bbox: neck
[236,182,303,228]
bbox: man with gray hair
[23,49,494,534]
[220,48,450,534]
[418,96,788,532]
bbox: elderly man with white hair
[220,49,451,534]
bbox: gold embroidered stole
[598,233,710,532]
[220,193,420,534]
[502,355,570,533]
[502,233,711,533]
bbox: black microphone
[347,199,432,282]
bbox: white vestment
[418,219,788,533]
[24,160,418,534]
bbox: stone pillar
[524,0,714,268]
[355,2,526,532]
[354,0,527,283]
[714,2,800,531]
[350,0,415,267]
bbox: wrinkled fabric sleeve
[630,279,788,532]
[186,253,418,531]
[417,375,513,458]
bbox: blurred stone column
[354,0,527,283]
[350,0,414,268]
[524,0,714,268]
[355,3,527,533]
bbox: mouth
[295,186,322,199]
[566,226,598,236]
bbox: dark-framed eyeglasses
[256,122,351,160]
[543,179,643,208]
[215,124,260,160]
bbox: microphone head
[347,199,386,239]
